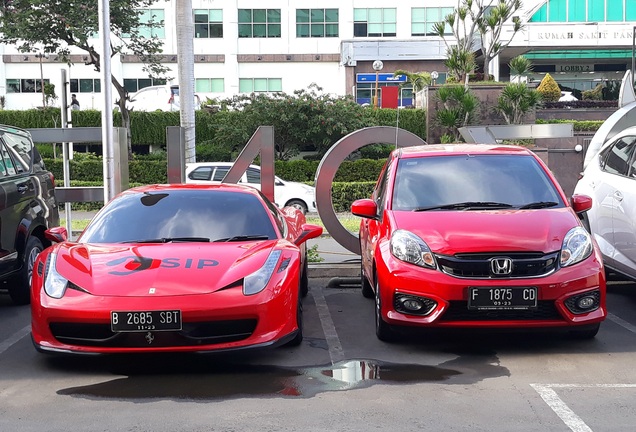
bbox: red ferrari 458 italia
[31,183,322,354]
[352,144,606,341]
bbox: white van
[128,85,201,112]
[185,162,316,214]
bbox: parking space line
[310,289,345,364]
[531,384,636,432]
[0,325,30,356]
[531,384,593,432]
[607,313,636,334]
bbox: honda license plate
[468,287,537,310]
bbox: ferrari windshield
[392,154,564,211]
[79,189,278,243]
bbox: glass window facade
[411,7,454,36]
[195,78,224,93]
[138,9,165,38]
[296,9,339,37]
[123,78,167,93]
[353,8,396,37]
[239,78,282,93]
[194,9,223,38]
[530,0,632,22]
[238,9,281,38]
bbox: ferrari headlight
[44,252,68,299]
[560,226,593,267]
[243,250,282,296]
[390,230,436,269]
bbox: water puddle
[57,359,463,401]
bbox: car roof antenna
[394,103,400,149]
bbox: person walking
[70,94,80,110]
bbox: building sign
[523,24,634,47]
[356,73,407,83]
[557,64,594,73]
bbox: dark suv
[0,125,59,304]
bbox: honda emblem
[490,257,513,275]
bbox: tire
[286,296,304,346]
[569,323,600,340]
[300,254,309,298]
[8,236,43,305]
[286,199,308,215]
[374,276,396,342]
[361,261,374,299]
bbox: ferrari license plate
[468,287,537,310]
[111,310,182,332]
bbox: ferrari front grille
[49,319,257,348]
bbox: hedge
[45,158,386,185]
[61,180,377,214]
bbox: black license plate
[468,287,537,310]
[111,310,182,332]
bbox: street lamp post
[372,60,383,108]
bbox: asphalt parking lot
[1,271,636,431]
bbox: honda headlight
[560,226,593,267]
[243,250,282,295]
[390,230,436,269]
[44,253,68,299]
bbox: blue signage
[356,73,407,83]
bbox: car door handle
[613,191,623,202]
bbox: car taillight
[49,172,56,188]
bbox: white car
[559,91,578,102]
[185,162,316,214]
[128,85,201,112]
[574,126,636,280]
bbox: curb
[308,263,359,279]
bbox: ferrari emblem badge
[145,332,154,345]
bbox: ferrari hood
[392,208,578,255]
[52,241,279,297]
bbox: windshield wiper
[121,237,210,244]
[518,201,559,210]
[413,202,514,212]
[213,235,270,242]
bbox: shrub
[536,73,561,102]
[582,84,604,100]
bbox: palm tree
[509,55,534,84]
[495,83,542,124]
[176,0,197,163]
[393,70,432,107]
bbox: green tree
[211,84,370,160]
[0,0,170,158]
[393,70,432,106]
[433,0,523,81]
[444,46,477,86]
[509,55,534,83]
[435,85,479,141]
[495,83,542,124]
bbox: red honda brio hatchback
[352,144,606,341]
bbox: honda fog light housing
[390,230,436,269]
[244,250,282,296]
[560,227,593,267]
[394,293,437,316]
[44,253,68,299]
[564,290,600,314]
